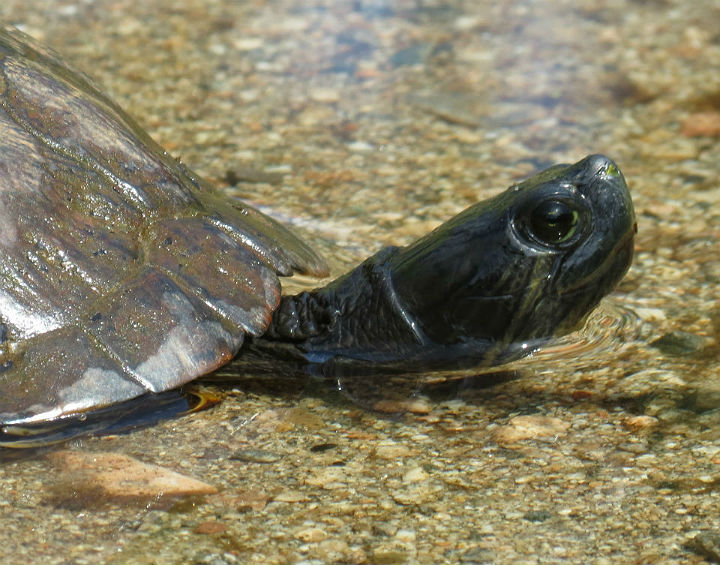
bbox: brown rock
[208,489,270,512]
[294,527,328,543]
[47,450,217,505]
[305,467,347,489]
[274,489,312,503]
[492,415,570,446]
[344,430,378,440]
[374,441,413,459]
[681,112,720,137]
[287,407,324,429]
[622,415,659,432]
[373,398,432,414]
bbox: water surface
[0,1,718,563]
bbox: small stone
[394,529,416,543]
[390,483,439,505]
[230,448,282,464]
[304,467,346,489]
[402,467,429,484]
[373,549,411,564]
[232,37,264,51]
[650,331,710,356]
[308,87,341,103]
[623,415,659,432]
[373,523,398,537]
[571,390,594,401]
[373,397,432,414]
[618,441,649,455]
[316,539,351,562]
[492,415,570,445]
[274,489,311,503]
[347,140,374,152]
[454,15,484,31]
[403,398,432,414]
[681,112,720,137]
[374,441,412,459]
[345,430,378,440]
[691,532,720,562]
[208,489,270,512]
[294,527,328,543]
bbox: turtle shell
[0,26,327,426]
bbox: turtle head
[387,154,636,350]
[261,155,635,370]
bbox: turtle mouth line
[557,228,635,296]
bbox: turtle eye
[528,199,579,244]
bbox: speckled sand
[0,1,718,564]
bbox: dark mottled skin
[266,247,425,357]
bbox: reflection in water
[334,299,644,410]
[0,390,202,450]
[0,298,641,450]
[500,300,644,371]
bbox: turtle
[0,26,636,442]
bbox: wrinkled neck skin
[249,190,536,373]
[251,244,555,374]
[260,246,477,365]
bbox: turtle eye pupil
[528,200,578,244]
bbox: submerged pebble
[46,450,217,506]
[691,532,720,562]
[229,448,282,463]
[492,415,571,446]
[650,330,711,356]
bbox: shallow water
[0,1,718,563]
